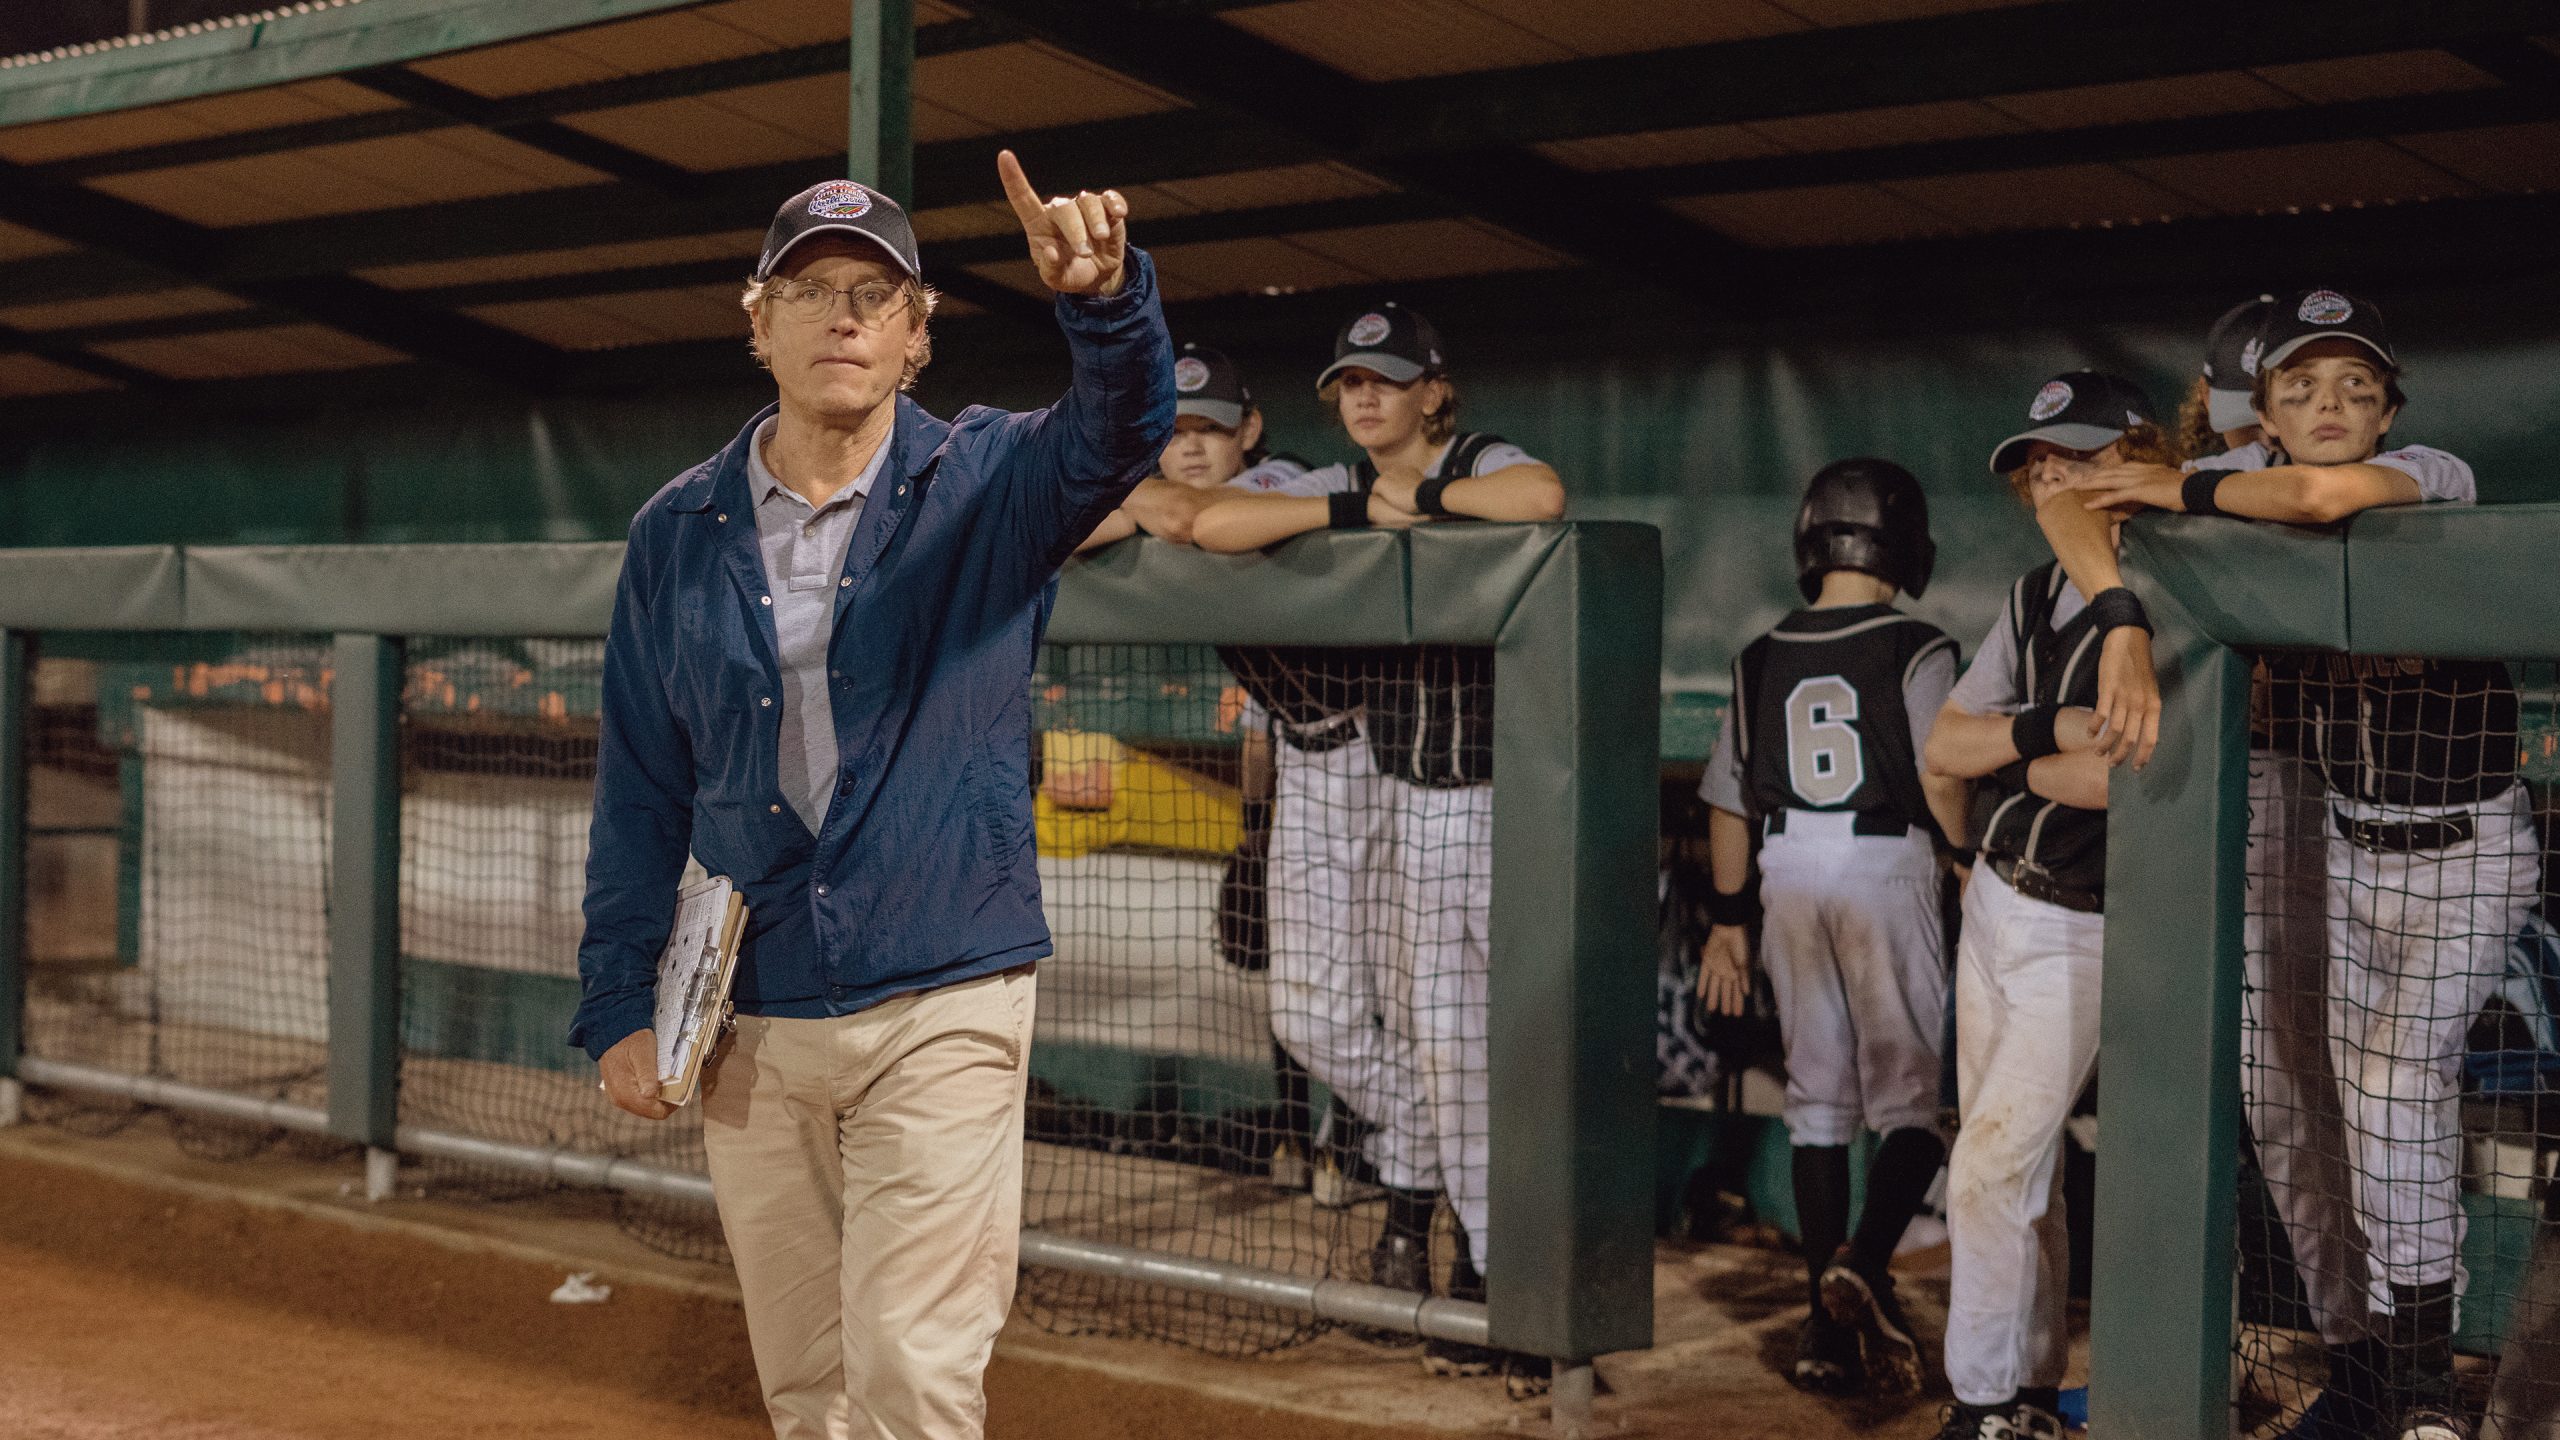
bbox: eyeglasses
[767,278,909,328]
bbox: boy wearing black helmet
[1696,459,1965,1398]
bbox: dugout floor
[0,1117,2084,1439]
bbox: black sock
[2016,1386,2060,1417]
[1793,1144,1852,1311]
[2388,1281,2458,1408]
[1271,1041,1311,1145]
[1847,1126,1947,1277]
[1386,1187,1439,1247]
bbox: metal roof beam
[339,65,695,193]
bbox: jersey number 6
[1785,675,1865,808]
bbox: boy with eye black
[2066,290,2519,1440]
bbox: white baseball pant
[2326,784,2536,1308]
[1756,811,1947,1148]
[2242,750,2374,1344]
[1265,730,1433,1187]
[1944,863,2104,1407]
[1382,779,1493,1270]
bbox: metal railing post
[327,633,403,1195]
[0,629,27,1126]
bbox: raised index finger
[997,149,1047,228]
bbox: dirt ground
[0,1118,2082,1439]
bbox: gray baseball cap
[2257,287,2394,376]
[1316,302,1444,389]
[2202,294,2275,434]
[1172,343,1250,430]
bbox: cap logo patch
[2240,336,2264,377]
[2029,380,2074,422]
[1347,313,1392,347]
[2299,290,2352,325]
[809,181,872,220]
[2126,410,2145,428]
[1173,357,1210,393]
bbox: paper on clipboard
[652,876,748,1107]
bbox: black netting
[20,637,350,1162]
[2235,653,2558,1437]
[1016,642,1494,1356]
[394,638,723,1260]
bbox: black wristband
[1413,474,1457,517]
[2181,469,2227,518]
[1328,491,1367,529]
[2084,585,2152,636]
[2011,705,2063,762]
[1703,884,1761,929]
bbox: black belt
[2332,808,2474,855]
[1765,809,1917,838]
[1989,856,2104,914]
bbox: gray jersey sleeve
[1470,441,1536,475]
[1224,456,1340,497]
[1902,637,1960,758]
[2368,444,2474,504]
[1948,598,2024,717]
[1699,697,1747,815]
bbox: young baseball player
[2066,291,2525,1440]
[1075,340,1304,552]
[1921,371,2169,1440]
[2176,293,2276,467]
[1198,303,1564,1393]
[1693,459,1968,1398]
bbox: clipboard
[650,876,749,1107]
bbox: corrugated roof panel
[83,129,606,227]
[91,324,406,380]
[912,95,997,144]
[357,229,765,290]
[2249,50,2501,105]
[1444,0,1810,54]
[911,204,1020,244]
[1884,163,2208,230]
[0,355,119,397]
[912,42,1185,135]
[468,282,747,350]
[1666,184,1964,246]
[1130,163,1395,217]
[2390,123,2560,193]
[1986,71,2295,129]
[556,71,846,171]
[0,219,72,262]
[408,7,797,100]
[1219,0,1572,82]
[0,77,401,165]
[682,0,856,48]
[1537,126,1778,172]
[2125,141,2482,215]
[1135,237,1377,303]
[1774,0,2046,23]
[0,287,248,332]
[1747,99,2026,153]
[1283,218,1566,280]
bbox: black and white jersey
[2279,654,2518,810]
[1956,563,2109,899]
[1715,605,1956,835]
[1209,454,1375,751]
[1361,432,1534,787]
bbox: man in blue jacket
[570,150,1173,1440]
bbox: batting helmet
[1793,458,1935,603]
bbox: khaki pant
[701,967,1036,1440]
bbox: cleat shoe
[1503,1353,1553,1402]
[2009,1402,2066,1440]
[1266,1139,1311,1192]
[1422,1337,1504,1379]
[1368,1232,1429,1294]
[1933,1402,2019,1440]
[1822,1260,1923,1397]
[2396,1406,2473,1440]
[1792,1311,1865,1396]
[1313,1152,1385,1209]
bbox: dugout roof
[0,0,2555,419]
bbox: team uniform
[1702,608,1956,1149]
[1941,561,2111,1414]
[1331,429,1538,1282]
[1214,454,1434,1199]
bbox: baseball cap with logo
[2202,294,2276,434]
[754,179,922,283]
[1987,370,2159,475]
[1316,302,1445,390]
[1172,343,1250,430]
[2256,287,2394,375]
